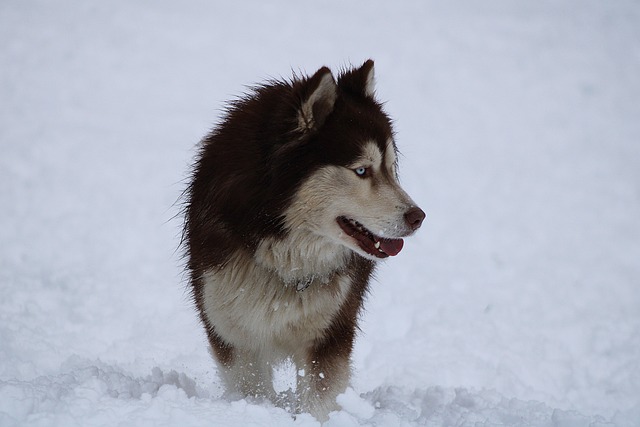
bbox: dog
[183,60,425,421]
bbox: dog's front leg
[215,346,276,401]
[294,337,352,421]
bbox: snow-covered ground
[1,1,639,425]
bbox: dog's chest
[200,251,353,351]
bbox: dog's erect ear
[338,59,376,98]
[298,67,337,132]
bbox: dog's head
[278,60,425,262]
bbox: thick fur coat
[183,60,424,420]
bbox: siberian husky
[183,60,425,421]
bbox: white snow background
[1,1,639,426]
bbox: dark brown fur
[182,60,421,420]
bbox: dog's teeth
[374,241,381,249]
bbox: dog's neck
[253,229,351,286]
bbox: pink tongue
[380,238,404,256]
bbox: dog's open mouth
[337,216,404,258]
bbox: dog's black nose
[404,207,426,231]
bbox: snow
[1,0,639,426]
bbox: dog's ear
[338,59,376,98]
[297,67,337,132]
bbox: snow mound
[0,358,200,425]
[0,359,626,427]
[359,386,617,427]
[0,358,295,427]
[337,387,376,420]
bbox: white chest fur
[201,248,353,356]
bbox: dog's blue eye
[355,167,367,177]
